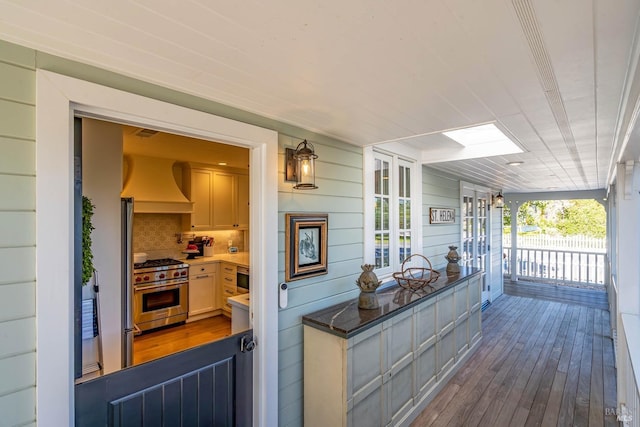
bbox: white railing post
[510,203,519,282]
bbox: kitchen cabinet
[187,262,219,321]
[220,262,238,317]
[182,167,213,231]
[182,165,249,231]
[302,269,483,427]
[212,171,249,230]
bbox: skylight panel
[441,123,522,157]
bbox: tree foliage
[502,199,606,238]
[555,199,606,238]
[503,201,550,229]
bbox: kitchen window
[364,148,421,279]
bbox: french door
[462,186,491,305]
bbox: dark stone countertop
[302,266,482,339]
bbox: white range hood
[121,154,194,214]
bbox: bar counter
[303,265,484,427]
[302,266,482,338]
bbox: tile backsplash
[133,213,245,258]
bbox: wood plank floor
[133,315,231,365]
[505,280,609,310]
[411,294,617,427]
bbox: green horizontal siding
[0,387,36,426]
[0,99,35,140]
[0,137,35,175]
[0,282,35,323]
[0,62,35,104]
[422,166,461,269]
[0,41,36,427]
[277,134,363,426]
[0,40,35,69]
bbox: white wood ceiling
[2,0,639,192]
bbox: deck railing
[503,234,606,251]
[503,246,606,285]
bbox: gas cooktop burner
[134,258,185,270]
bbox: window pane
[399,232,412,263]
[382,233,389,267]
[375,197,381,230]
[399,199,405,229]
[405,167,411,197]
[375,232,390,268]
[375,159,381,195]
[383,198,389,230]
[399,166,405,197]
[405,201,411,228]
[382,161,389,195]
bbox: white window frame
[364,147,423,281]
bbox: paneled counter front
[302,267,483,427]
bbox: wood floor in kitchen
[133,315,231,365]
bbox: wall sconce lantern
[494,191,504,209]
[285,140,318,190]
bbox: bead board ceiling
[1,0,639,192]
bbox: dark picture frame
[285,213,328,281]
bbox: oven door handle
[135,283,184,292]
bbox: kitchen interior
[80,118,252,379]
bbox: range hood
[121,155,193,214]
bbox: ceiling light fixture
[507,161,524,166]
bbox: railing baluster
[502,244,605,287]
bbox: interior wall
[422,166,461,269]
[82,118,123,374]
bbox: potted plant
[82,196,96,286]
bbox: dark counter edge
[302,267,483,339]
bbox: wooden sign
[429,208,455,224]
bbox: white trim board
[36,70,279,426]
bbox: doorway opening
[78,118,254,379]
[461,185,491,307]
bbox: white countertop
[181,251,250,268]
[228,293,250,308]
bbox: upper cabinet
[212,171,249,230]
[188,168,214,230]
[182,164,249,231]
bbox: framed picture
[285,213,328,281]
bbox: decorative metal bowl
[393,254,440,291]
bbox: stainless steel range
[133,258,189,332]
